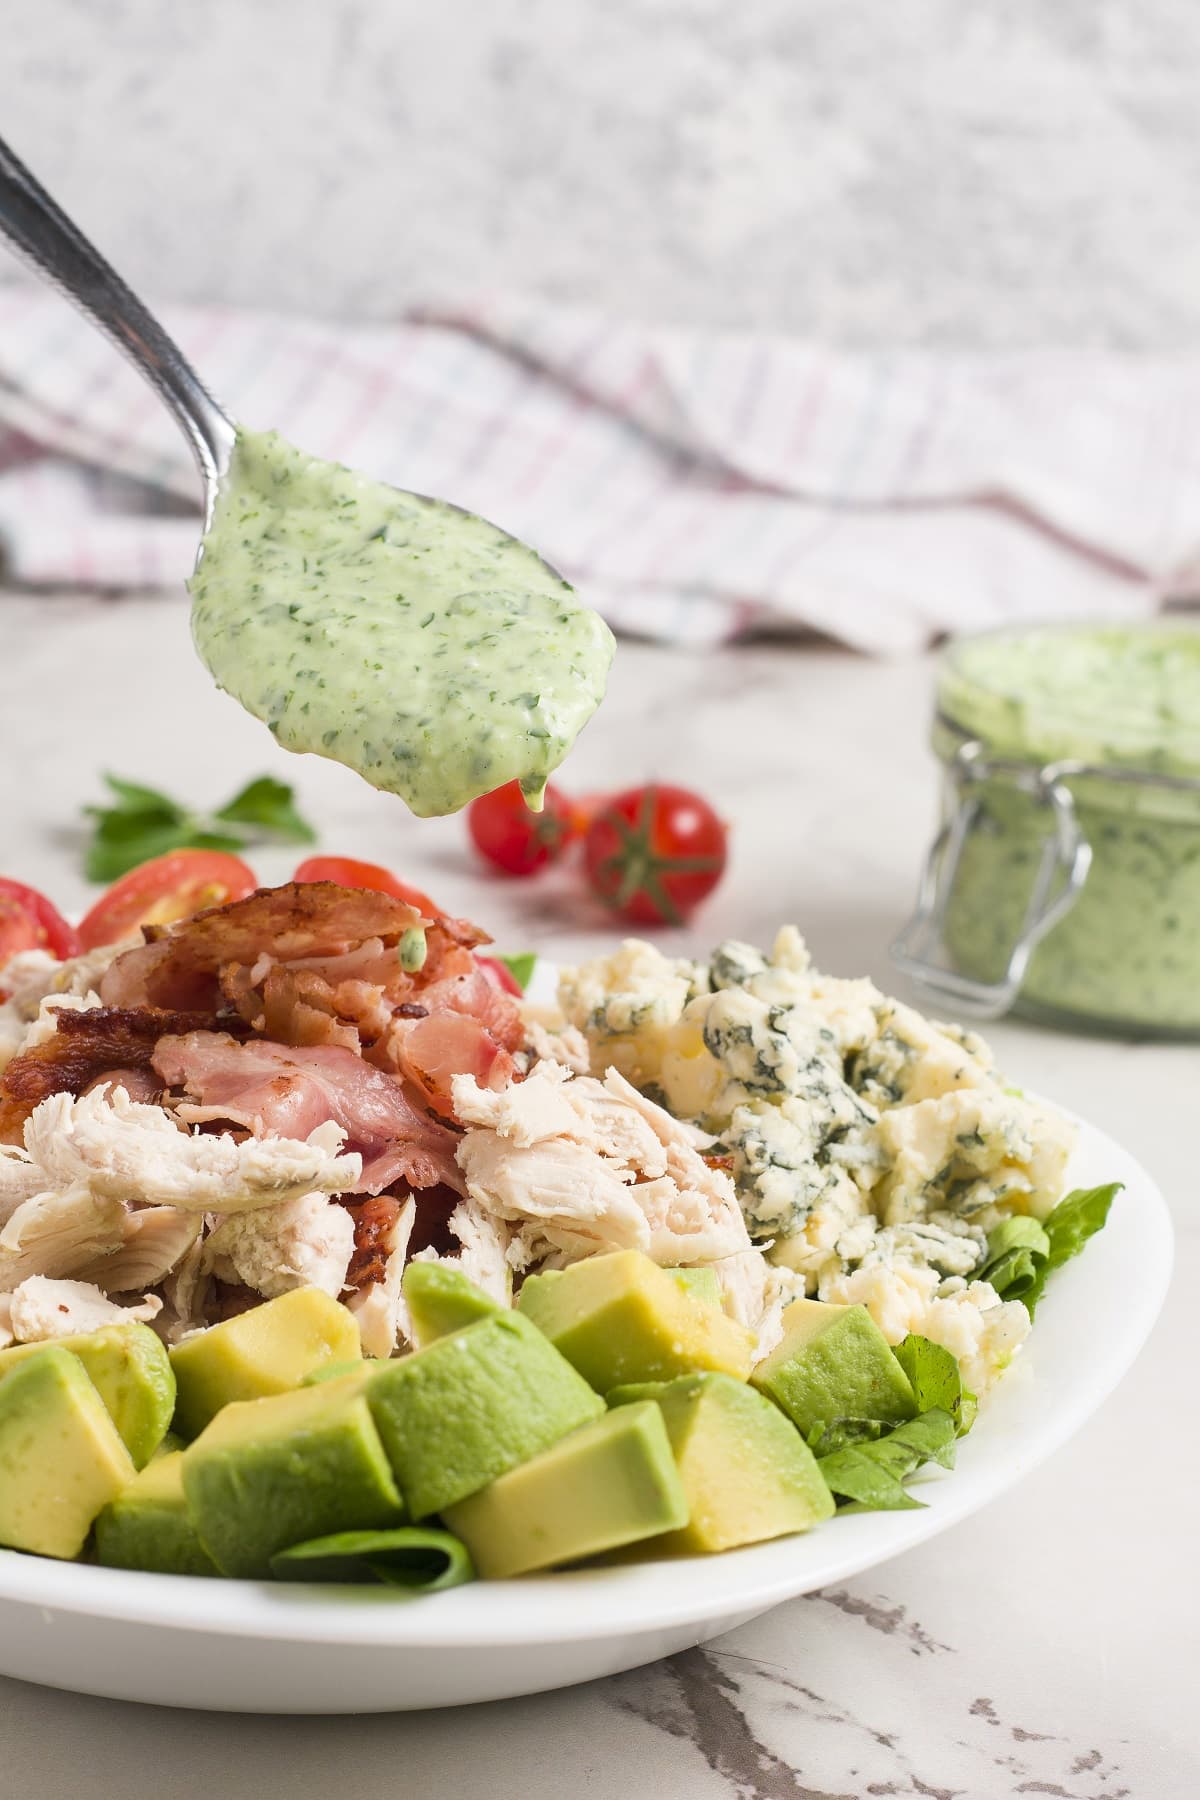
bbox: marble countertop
[0,594,1194,1798]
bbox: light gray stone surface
[6,0,1200,344]
[0,596,1194,1795]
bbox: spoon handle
[0,133,235,495]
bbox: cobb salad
[0,863,1116,1587]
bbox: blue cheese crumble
[557,927,1078,1390]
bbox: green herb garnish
[817,1409,958,1512]
[83,773,316,881]
[496,951,537,993]
[893,1334,976,1436]
[1020,1183,1121,1316]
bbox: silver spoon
[0,136,613,817]
[0,134,235,525]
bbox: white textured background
[7,0,1200,343]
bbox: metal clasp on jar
[891,736,1093,1019]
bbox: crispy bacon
[341,1195,403,1292]
[0,1005,234,1143]
[387,1010,516,1117]
[101,884,497,1072]
[153,1031,463,1195]
[100,883,433,1010]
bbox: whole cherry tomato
[467,780,579,877]
[584,784,728,925]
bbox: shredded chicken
[23,1085,362,1212]
[203,1192,355,1300]
[4,1275,161,1343]
[0,1143,47,1225]
[0,1185,128,1288]
[453,1062,751,1267]
[74,1206,202,1294]
[411,1195,512,1305]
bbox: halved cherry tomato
[476,954,523,997]
[292,855,440,918]
[467,780,580,876]
[77,850,259,951]
[584,784,728,925]
[0,878,82,967]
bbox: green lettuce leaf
[817,1408,957,1512]
[496,951,538,993]
[805,1418,890,1458]
[893,1334,976,1435]
[977,1216,1050,1301]
[270,1526,474,1591]
[1021,1183,1121,1316]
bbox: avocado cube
[0,1322,174,1469]
[368,1312,603,1519]
[0,1346,135,1560]
[182,1372,402,1578]
[402,1262,505,1348]
[301,1360,367,1388]
[444,1402,689,1577]
[517,1250,753,1391]
[170,1287,362,1438]
[752,1300,916,1435]
[613,1372,834,1552]
[94,1450,218,1577]
[667,1267,722,1308]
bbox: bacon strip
[153,1030,464,1195]
[341,1195,403,1292]
[0,1005,235,1143]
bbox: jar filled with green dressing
[892,621,1200,1036]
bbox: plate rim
[0,1104,1172,1650]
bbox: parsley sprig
[84,773,316,882]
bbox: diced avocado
[153,1430,188,1459]
[181,1372,403,1579]
[606,1381,672,1407]
[94,1450,218,1576]
[612,1372,834,1553]
[517,1250,753,1390]
[0,1347,134,1560]
[302,1359,367,1388]
[368,1311,603,1519]
[752,1300,916,1436]
[402,1262,505,1348]
[667,1267,722,1308]
[170,1288,362,1437]
[444,1402,689,1577]
[0,1323,175,1470]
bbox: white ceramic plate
[0,1107,1170,1713]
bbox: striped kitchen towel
[0,284,1198,650]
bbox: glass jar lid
[936,620,1200,783]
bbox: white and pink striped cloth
[0,285,1198,650]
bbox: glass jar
[893,621,1200,1036]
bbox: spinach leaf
[893,1334,975,1435]
[817,1409,957,1512]
[496,951,538,993]
[1022,1183,1121,1316]
[978,1216,1050,1301]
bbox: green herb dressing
[189,430,614,817]
[934,622,1200,1034]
